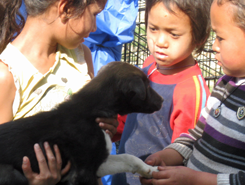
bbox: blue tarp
[84,0,138,76]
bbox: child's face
[211,0,245,77]
[59,1,106,49]
[146,2,195,67]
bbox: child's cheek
[147,36,155,54]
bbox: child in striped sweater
[140,0,245,185]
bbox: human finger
[144,153,166,167]
[61,161,71,176]
[158,166,171,171]
[139,176,153,185]
[144,158,156,166]
[44,142,58,175]
[97,118,118,138]
[53,144,62,171]
[96,116,119,128]
[53,144,71,176]
[22,156,34,180]
[151,179,168,185]
[151,170,169,180]
[34,143,49,172]
[144,155,159,167]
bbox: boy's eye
[171,33,179,38]
[148,26,157,31]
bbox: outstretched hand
[141,166,193,185]
[22,142,71,185]
[140,166,217,185]
[139,151,166,185]
[96,115,119,138]
[144,151,167,167]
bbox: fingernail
[34,143,40,149]
[54,144,58,149]
[23,156,28,164]
[44,142,49,147]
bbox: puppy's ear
[122,77,146,100]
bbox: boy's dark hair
[0,0,102,53]
[216,0,245,31]
[145,0,213,55]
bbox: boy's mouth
[217,61,222,67]
[215,56,222,66]
[155,52,168,60]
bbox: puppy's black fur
[0,62,163,185]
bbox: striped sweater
[167,75,245,185]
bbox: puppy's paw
[138,165,159,179]
[150,166,159,174]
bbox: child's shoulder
[214,75,231,87]
[143,55,155,68]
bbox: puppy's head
[97,62,163,115]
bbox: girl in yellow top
[0,0,117,184]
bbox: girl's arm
[0,61,16,124]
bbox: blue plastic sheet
[19,0,27,19]
[84,0,138,76]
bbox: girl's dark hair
[0,0,25,53]
[145,0,213,55]
[0,0,98,53]
[216,0,245,31]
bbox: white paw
[138,165,159,178]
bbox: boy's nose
[156,34,168,48]
[212,39,220,53]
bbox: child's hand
[22,142,71,185]
[141,166,216,185]
[139,151,166,184]
[96,116,119,138]
[141,166,191,185]
[151,166,194,185]
[144,151,166,167]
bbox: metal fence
[122,1,223,90]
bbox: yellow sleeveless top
[0,43,91,120]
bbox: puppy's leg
[97,131,158,178]
[96,154,158,178]
[0,164,28,185]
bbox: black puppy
[0,62,163,185]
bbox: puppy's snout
[160,96,164,103]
